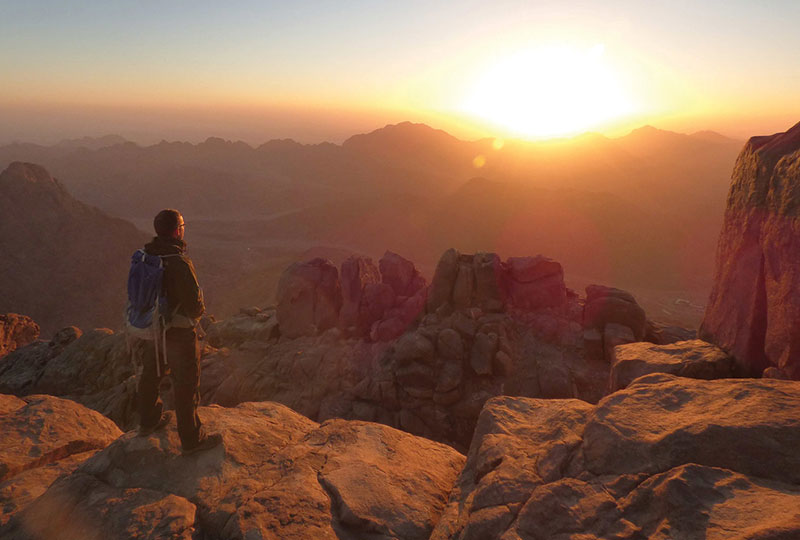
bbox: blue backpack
[125,249,181,373]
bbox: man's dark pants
[136,327,203,448]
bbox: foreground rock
[3,401,465,540]
[609,339,734,392]
[0,328,136,429]
[0,315,39,359]
[0,394,122,525]
[433,374,800,539]
[701,121,800,378]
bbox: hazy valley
[0,122,742,333]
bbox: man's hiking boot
[182,432,223,456]
[137,411,173,437]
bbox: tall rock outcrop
[700,122,800,378]
[0,162,145,334]
[0,314,39,359]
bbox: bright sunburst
[462,44,635,138]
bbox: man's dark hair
[153,209,184,237]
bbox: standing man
[136,208,222,455]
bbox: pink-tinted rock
[701,121,800,378]
[379,251,424,297]
[276,258,342,338]
[505,256,566,310]
[339,255,382,335]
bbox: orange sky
[1,1,798,144]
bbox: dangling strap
[154,313,162,378]
[161,317,168,374]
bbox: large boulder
[0,394,122,526]
[204,307,279,348]
[701,121,800,378]
[432,397,595,540]
[276,258,342,338]
[432,374,800,539]
[2,401,465,540]
[0,314,39,359]
[583,285,647,345]
[609,339,734,392]
[505,256,566,310]
[582,374,800,483]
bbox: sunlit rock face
[2,401,464,540]
[432,374,800,539]
[608,339,734,392]
[0,394,122,527]
[700,121,800,379]
[0,314,39,359]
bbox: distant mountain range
[0,122,746,330]
[0,122,741,221]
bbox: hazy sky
[1,0,798,144]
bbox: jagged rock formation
[432,374,800,539]
[0,162,145,335]
[0,314,39,359]
[2,401,464,540]
[276,252,427,341]
[0,247,695,452]
[203,249,667,450]
[701,122,800,378]
[0,328,137,429]
[0,394,122,526]
[609,339,734,392]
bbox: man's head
[153,209,185,240]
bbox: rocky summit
[701,121,800,379]
[3,121,800,538]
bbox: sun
[461,44,635,138]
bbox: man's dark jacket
[143,236,204,322]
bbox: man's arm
[170,257,205,319]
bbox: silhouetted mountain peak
[0,161,60,189]
[343,121,462,149]
[200,137,253,150]
[690,130,736,144]
[56,134,128,150]
[257,138,304,152]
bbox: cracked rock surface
[432,373,800,539]
[2,400,465,540]
[0,394,122,526]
